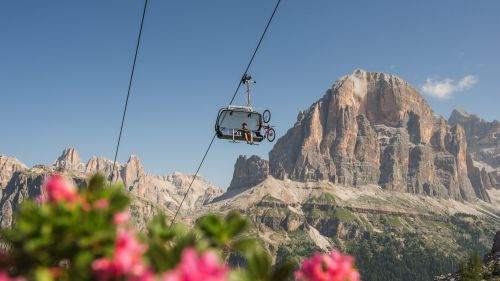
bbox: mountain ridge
[0,148,223,228]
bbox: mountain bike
[262,125,276,142]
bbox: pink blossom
[92,258,119,281]
[92,228,148,280]
[128,270,156,281]
[45,175,80,203]
[163,247,228,281]
[113,211,130,225]
[94,198,110,209]
[114,229,148,275]
[0,271,26,281]
[295,250,360,281]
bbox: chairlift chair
[214,74,273,143]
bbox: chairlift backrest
[216,108,262,131]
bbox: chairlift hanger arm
[241,74,257,107]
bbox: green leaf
[232,238,259,253]
[245,249,272,280]
[87,173,106,192]
[225,211,249,237]
[228,269,251,281]
[270,259,297,281]
[147,240,173,272]
[33,267,54,281]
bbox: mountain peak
[0,155,28,188]
[268,70,488,202]
[352,68,367,75]
[123,154,145,188]
[229,155,269,191]
[451,108,471,118]
[54,148,83,170]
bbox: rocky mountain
[216,69,500,280]
[208,175,500,281]
[0,148,223,228]
[53,147,84,170]
[228,155,270,191]
[0,155,27,188]
[2,69,499,281]
[449,109,500,190]
[267,69,489,202]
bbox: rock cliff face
[268,69,488,201]
[228,155,269,191]
[85,156,123,181]
[449,109,500,191]
[0,149,223,227]
[0,155,27,189]
[53,148,84,170]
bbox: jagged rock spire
[54,148,83,171]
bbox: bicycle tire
[267,128,276,142]
[263,109,271,123]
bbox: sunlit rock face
[269,69,487,202]
[449,109,500,191]
[0,155,27,189]
[0,148,223,228]
[53,148,84,171]
[228,155,269,191]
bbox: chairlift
[215,74,275,144]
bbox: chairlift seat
[217,127,265,142]
[215,106,264,142]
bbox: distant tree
[457,252,483,281]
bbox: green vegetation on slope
[249,200,497,281]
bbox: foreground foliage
[0,174,359,281]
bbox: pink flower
[114,229,148,275]
[113,211,130,225]
[163,247,229,281]
[295,250,360,281]
[45,175,80,203]
[128,270,156,281]
[92,258,119,281]
[94,198,110,209]
[0,271,26,281]
[92,228,148,280]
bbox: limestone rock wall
[228,155,269,191]
[268,69,487,202]
[449,109,500,190]
[0,148,223,228]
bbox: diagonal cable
[111,0,149,180]
[169,0,282,226]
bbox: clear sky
[1,0,499,188]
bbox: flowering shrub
[0,174,360,281]
[295,250,360,281]
[162,248,228,281]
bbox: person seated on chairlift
[241,122,254,145]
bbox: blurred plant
[294,249,360,281]
[0,174,359,281]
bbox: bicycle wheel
[262,109,271,123]
[267,128,276,142]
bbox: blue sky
[1,0,499,188]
